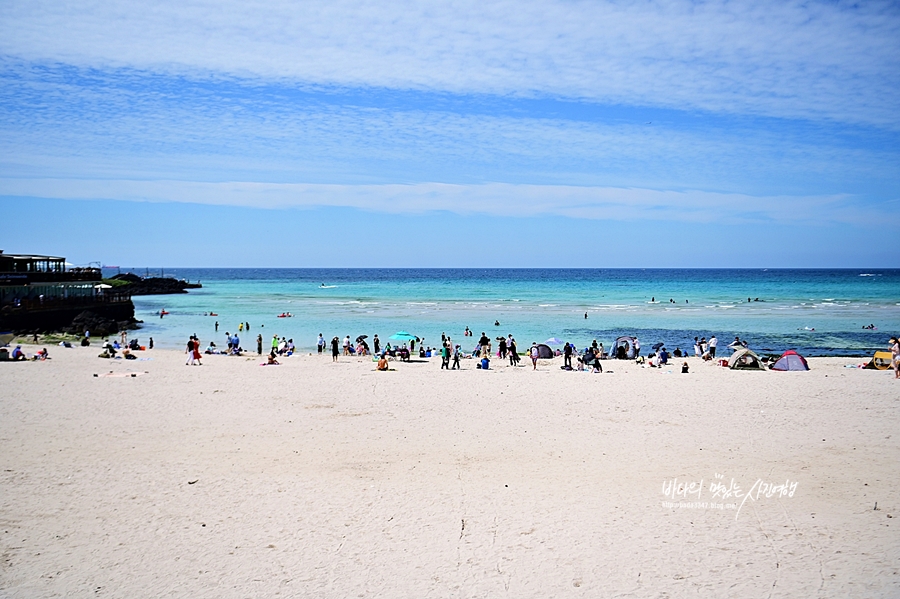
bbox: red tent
[771,350,810,371]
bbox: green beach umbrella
[389,331,417,341]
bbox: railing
[2,293,132,311]
[0,269,102,284]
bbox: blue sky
[1,0,898,267]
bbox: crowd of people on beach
[3,321,899,379]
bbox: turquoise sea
[105,268,900,357]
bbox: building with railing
[0,251,134,333]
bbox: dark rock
[111,275,201,295]
[66,310,119,337]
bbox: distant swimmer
[584,312,588,319]
[494,320,500,326]
[651,297,655,302]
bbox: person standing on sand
[509,338,519,366]
[709,335,718,358]
[317,333,325,354]
[193,336,202,365]
[185,336,196,365]
[373,335,381,354]
[440,343,450,369]
[331,336,340,362]
[564,342,573,369]
[257,334,263,355]
[530,343,540,370]
[633,337,640,358]
[890,337,900,379]
[452,344,461,369]
[271,334,279,355]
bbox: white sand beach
[2,347,898,597]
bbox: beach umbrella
[652,342,665,350]
[356,335,368,342]
[545,337,563,345]
[389,331,417,341]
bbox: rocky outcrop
[0,302,140,335]
[63,310,139,337]
[109,274,202,295]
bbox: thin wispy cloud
[2,1,898,126]
[2,65,895,199]
[2,178,888,229]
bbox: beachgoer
[193,337,203,365]
[377,355,389,371]
[11,345,25,361]
[452,345,461,369]
[530,343,539,370]
[257,334,263,355]
[633,337,640,358]
[232,333,240,353]
[464,326,471,336]
[246,322,250,331]
[267,351,279,365]
[890,337,900,379]
[440,343,450,370]
[271,335,279,355]
[239,322,243,332]
[185,337,196,365]
[708,335,718,358]
[373,335,381,354]
[682,362,689,373]
[584,312,588,319]
[149,337,154,350]
[331,336,340,362]
[499,337,507,359]
[693,337,701,357]
[215,321,219,332]
[564,342,572,369]
[343,335,351,356]
[509,338,519,366]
